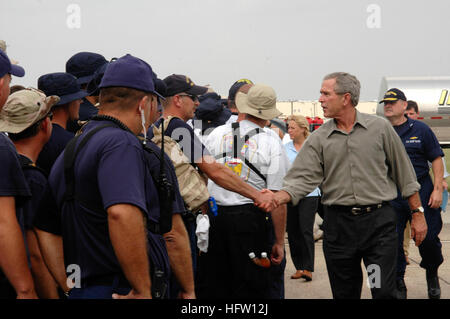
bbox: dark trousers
[392,175,444,279]
[0,276,16,299]
[266,213,286,299]
[287,196,319,271]
[68,274,131,299]
[266,254,286,299]
[195,209,217,299]
[205,204,273,299]
[322,204,398,299]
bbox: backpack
[151,116,209,212]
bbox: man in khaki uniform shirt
[262,72,427,299]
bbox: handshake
[254,189,289,212]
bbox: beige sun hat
[0,40,19,65]
[0,40,6,52]
[0,88,59,133]
[235,83,281,120]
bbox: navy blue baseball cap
[228,78,253,102]
[379,88,407,104]
[66,52,108,85]
[99,54,163,99]
[0,49,25,78]
[38,72,88,106]
[163,74,208,97]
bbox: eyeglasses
[178,94,198,102]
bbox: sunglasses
[178,94,198,102]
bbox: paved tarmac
[284,210,450,299]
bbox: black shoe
[426,270,441,299]
[396,278,407,299]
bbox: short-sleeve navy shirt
[17,155,58,231]
[393,117,444,180]
[47,120,168,281]
[0,133,31,284]
[0,133,30,198]
[150,117,210,164]
[36,123,74,175]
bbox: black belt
[328,202,388,215]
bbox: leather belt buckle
[351,203,383,215]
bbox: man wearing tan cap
[203,83,288,299]
[156,75,278,298]
[0,89,62,298]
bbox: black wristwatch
[411,206,424,215]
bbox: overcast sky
[2,0,450,101]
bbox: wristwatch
[411,206,424,215]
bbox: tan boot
[291,270,304,279]
[301,270,313,281]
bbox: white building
[275,100,378,119]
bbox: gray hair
[323,72,360,107]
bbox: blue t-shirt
[150,117,210,164]
[47,120,169,282]
[0,133,31,198]
[18,155,58,231]
[284,141,321,197]
[37,123,74,175]
[0,133,31,285]
[393,117,444,180]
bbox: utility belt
[327,201,389,216]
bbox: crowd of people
[0,45,446,299]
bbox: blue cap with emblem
[163,74,208,97]
[380,88,407,104]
